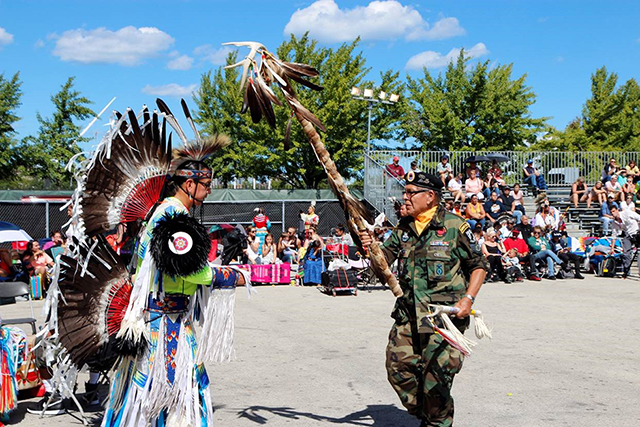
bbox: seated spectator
[534,201,559,232]
[245,226,261,264]
[260,233,278,264]
[473,225,485,247]
[523,159,541,189]
[499,186,522,224]
[589,181,606,206]
[487,160,506,186]
[465,161,482,179]
[622,176,635,200]
[278,229,300,263]
[512,183,526,215]
[436,155,453,184]
[445,200,454,213]
[482,229,509,283]
[447,173,466,203]
[465,169,485,200]
[502,248,525,281]
[386,156,405,179]
[550,231,584,279]
[465,194,486,230]
[571,177,589,208]
[514,215,533,241]
[333,224,354,246]
[302,228,324,286]
[482,172,501,199]
[527,226,563,280]
[617,170,629,186]
[620,193,636,212]
[451,200,464,217]
[499,217,516,239]
[605,174,623,201]
[600,195,618,235]
[21,240,54,290]
[602,158,618,183]
[409,160,422,174]
[484,192,507,226]
[626,159,639,183]
[503,229,540,280]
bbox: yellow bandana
[414,206,438,235]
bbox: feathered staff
[224,41,403,297]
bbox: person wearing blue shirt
[600,194,619,235]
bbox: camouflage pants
[386,322,465,427]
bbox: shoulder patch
[459,222,470,234]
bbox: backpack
[597,256,617,277]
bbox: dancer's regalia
[44,99,248,427]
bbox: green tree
[0,72,22,182]
[20,77,95,188]
[543,67,640,151]
[194,34,405,188]
[404,51,549,151]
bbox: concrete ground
[3,275,640,426]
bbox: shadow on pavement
[238,404,418,426]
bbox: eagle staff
[224,41,402,297]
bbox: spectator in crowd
[499,217,516,239]
[487,160,506,186]
[502,248,525,281]
[106,223,129,256]
[503,229,540,280]
[482,172,501,199]
[571,177,590,208]
[445,200,454,213]
[452,200,464,217]
[617,170,629,186]
[523,159,540,189]
[386,155,405,179]
[527,226,563,280]
[514,215,533,241]
[447,172,466,203]
[465,194,486,230]
[550,231,585,279]
[499,186,523,224]
[42,231,63,252]
[589,180,607,206]
[482,229,509,283]
[473,225,484,247]
[512,183,526,215]
[302,227,324,286]
[278,228,300,263]
[620,193,636,212]
[484,191,507,226]
[260,233,278,264]
[333,224,354,246]
[610,204,640,278]
[534,201,559,232]
[465,161,482,179]
[626,159,639,183]
[600,195,618,235]
[622,175,635,200]
[22,240,54,282]
[602,158,618,183]
[465,169,484,200]
[409,160,422,173]
[245,226,261,264]
[301,203,320,239]
[436,155,453,184]
[605,174,623,201]
[252,207,271,252]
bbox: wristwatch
[463,294,475,304]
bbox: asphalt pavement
[3,275,640,426]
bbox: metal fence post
[45,201,50,238]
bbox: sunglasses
[403,189,430,198]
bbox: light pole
[350,87,400,153]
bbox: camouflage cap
[405,171,444,191]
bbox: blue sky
[1,0,638,148]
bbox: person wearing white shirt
[447,173,466,203]
[534,203,558,232]
[619,193,636,212]
[611,204,640,278]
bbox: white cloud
[405,42,489,70]
[284,0,464,43]
[167,54,194,70]
[142,83,197,98]
[193,45,233,65]
[0,27,14,46]
[52,26,174,65]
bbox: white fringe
[439,312,477,355]
[472,310,493,340]
[141,317,172,420]
[172,320,197,426]
[117,254,154,345]
[195,288,236,364]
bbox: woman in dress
[302,228,324,286]
[512,183,526,214]
[481,229,509,282]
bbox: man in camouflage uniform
[361,171,488,426]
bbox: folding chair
[0,281,37,334]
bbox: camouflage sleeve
[456,221,489,274]
[381,228,401,265]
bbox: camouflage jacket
[382,205,489,333]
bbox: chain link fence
[0,200,349,243]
